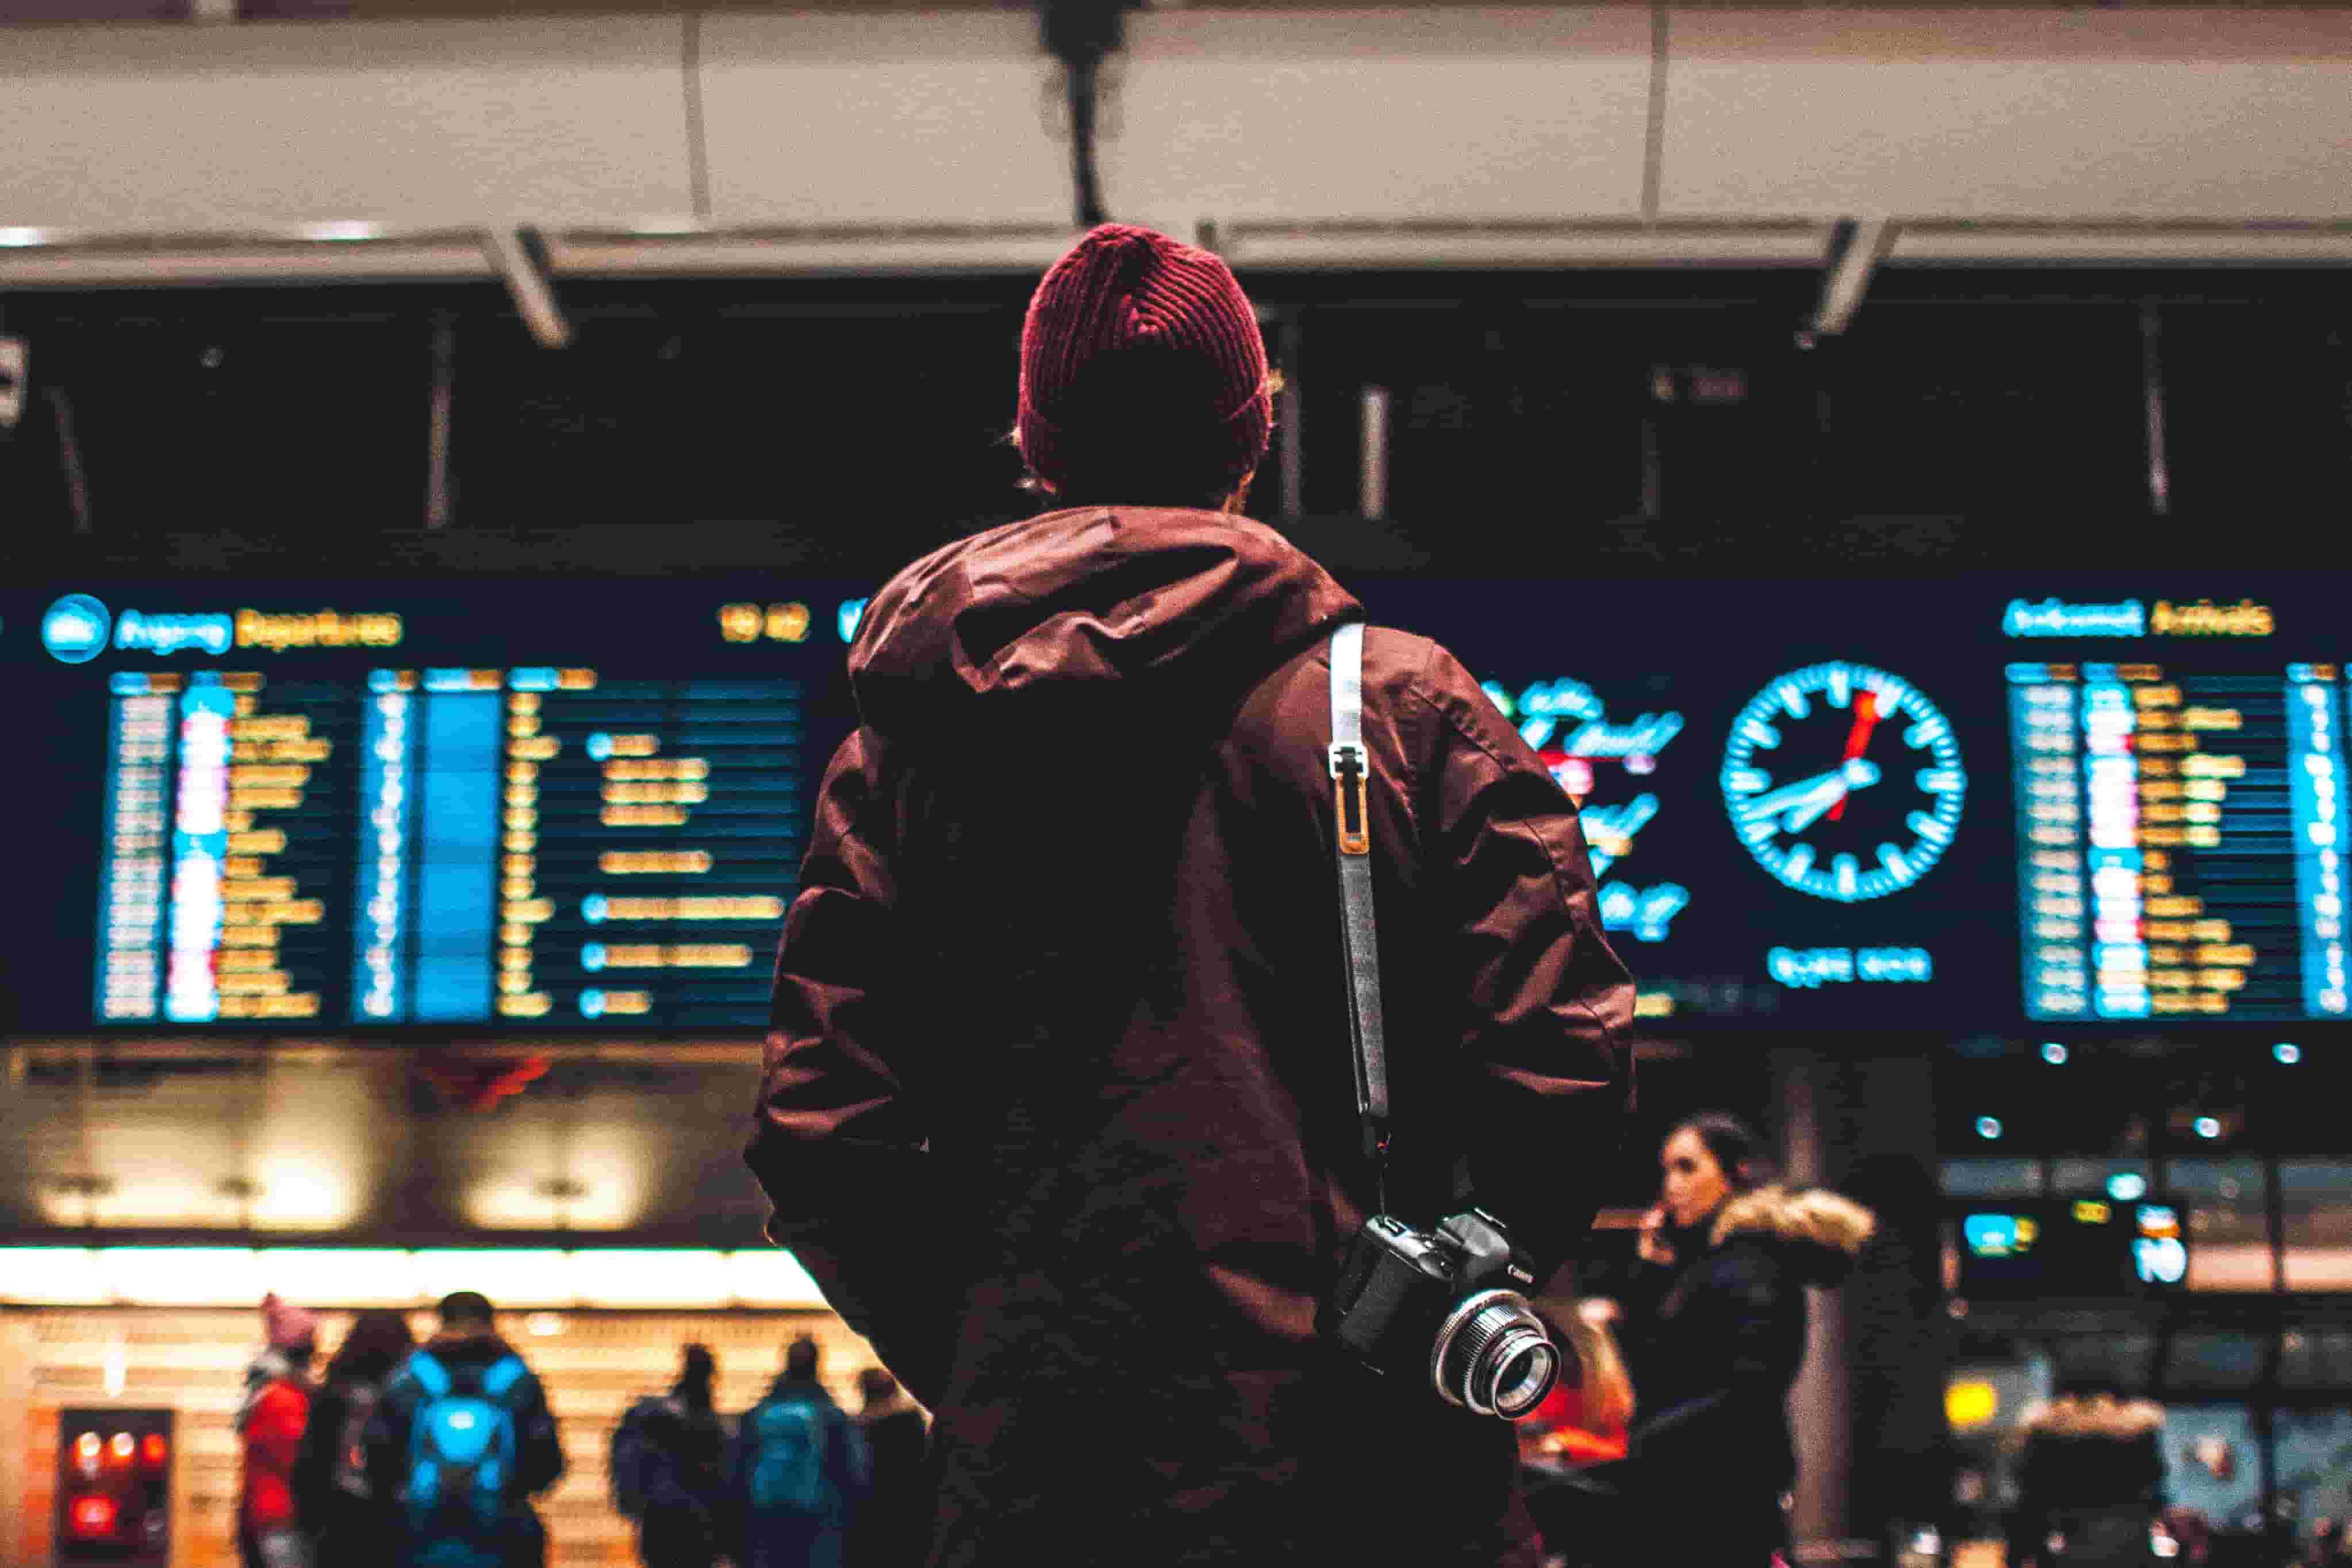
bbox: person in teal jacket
[731,1336,870,1568]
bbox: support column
[1773,1047,1948,1563]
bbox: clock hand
[1827,690,1885,823]
[1787,759,1884,835]
[1738,771,1848,824]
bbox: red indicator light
[69,1493,118,1536]
[141,1433,168,1466]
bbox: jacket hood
[849,506,1360,741]
[2019,1393,2166,1440]
[1709,1185,1877,1285]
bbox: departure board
[13,582,857,1035]
[10,571,2347,1032]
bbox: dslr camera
[1321,1207,1561,1419]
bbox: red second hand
[1826,691,1882,822]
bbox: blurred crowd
[233,1289,920,1568]
[225,1108,2352,1568]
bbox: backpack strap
[408,1351,450,1400]
[480,1356,527,1399]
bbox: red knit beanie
[261,1292,318,1350]
[1016,224,1272,502]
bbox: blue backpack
[404,1350,527,1533]
[745,1397,830,1515]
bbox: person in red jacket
[746,223,1634,1568]
[239,1293,319,1568]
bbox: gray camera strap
[1327,621,1392,1198]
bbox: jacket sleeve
[244,1383,311,1529]
[745,727,955,1406]
[513,1370,566,1497]
[1413,643,1636,1275]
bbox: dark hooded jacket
[1616,1186,1876,1563]
[747,506,1635,1568]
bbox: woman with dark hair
[1613,1113,1876,1567]
[291,1308,416,1567]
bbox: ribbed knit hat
[262,1292,319,1350]
[1016,224,1272,502]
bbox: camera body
[1321,1208,1561,1419]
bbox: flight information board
[15,583,857,1033]
[5,572,2344,1032]
[2009,653,2343,1022]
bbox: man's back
[750,505,1633,1567]
[734,1375,865,1568]
[367,1328,564,1568]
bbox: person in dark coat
[2005,1387,2167,1566]
[364,1291,566,1568]
[611,1343,732,1568]
[745,222,1636,1568]
[732,1336,869,1568]
[292,1307,416,1568]
[1614,1113,1876,1567]
[851,1368,928,1568]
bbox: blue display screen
[3,573,2341,1033]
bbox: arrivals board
[1,572,2336,1033]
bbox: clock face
[1720,661,1967,902]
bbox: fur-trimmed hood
[1709,1185,1877,1285]
[2019,1393,2166,1440]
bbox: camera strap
[1327,621,1391,1204]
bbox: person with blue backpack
[731,1335,869,1568]
[366,1291,567,1568]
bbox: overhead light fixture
[481,225,572,350]
[2274,1042,2301,1064]
[2040,1042,2069,1065]
[1802,217,1898,344]
[298,221,382,243]
[1975,1116,2003,1141]
[0,228,52,249]
[0,335,25,432]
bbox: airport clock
[1720,661,1967,902]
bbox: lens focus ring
[1429,1288,1558,1417]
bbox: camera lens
[1483,1332,1559,1419]
[1430,1288,1561,1419]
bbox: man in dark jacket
[746,222,1634,1568]
[366,1291,566,1568]
[612,1343,731,1568]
